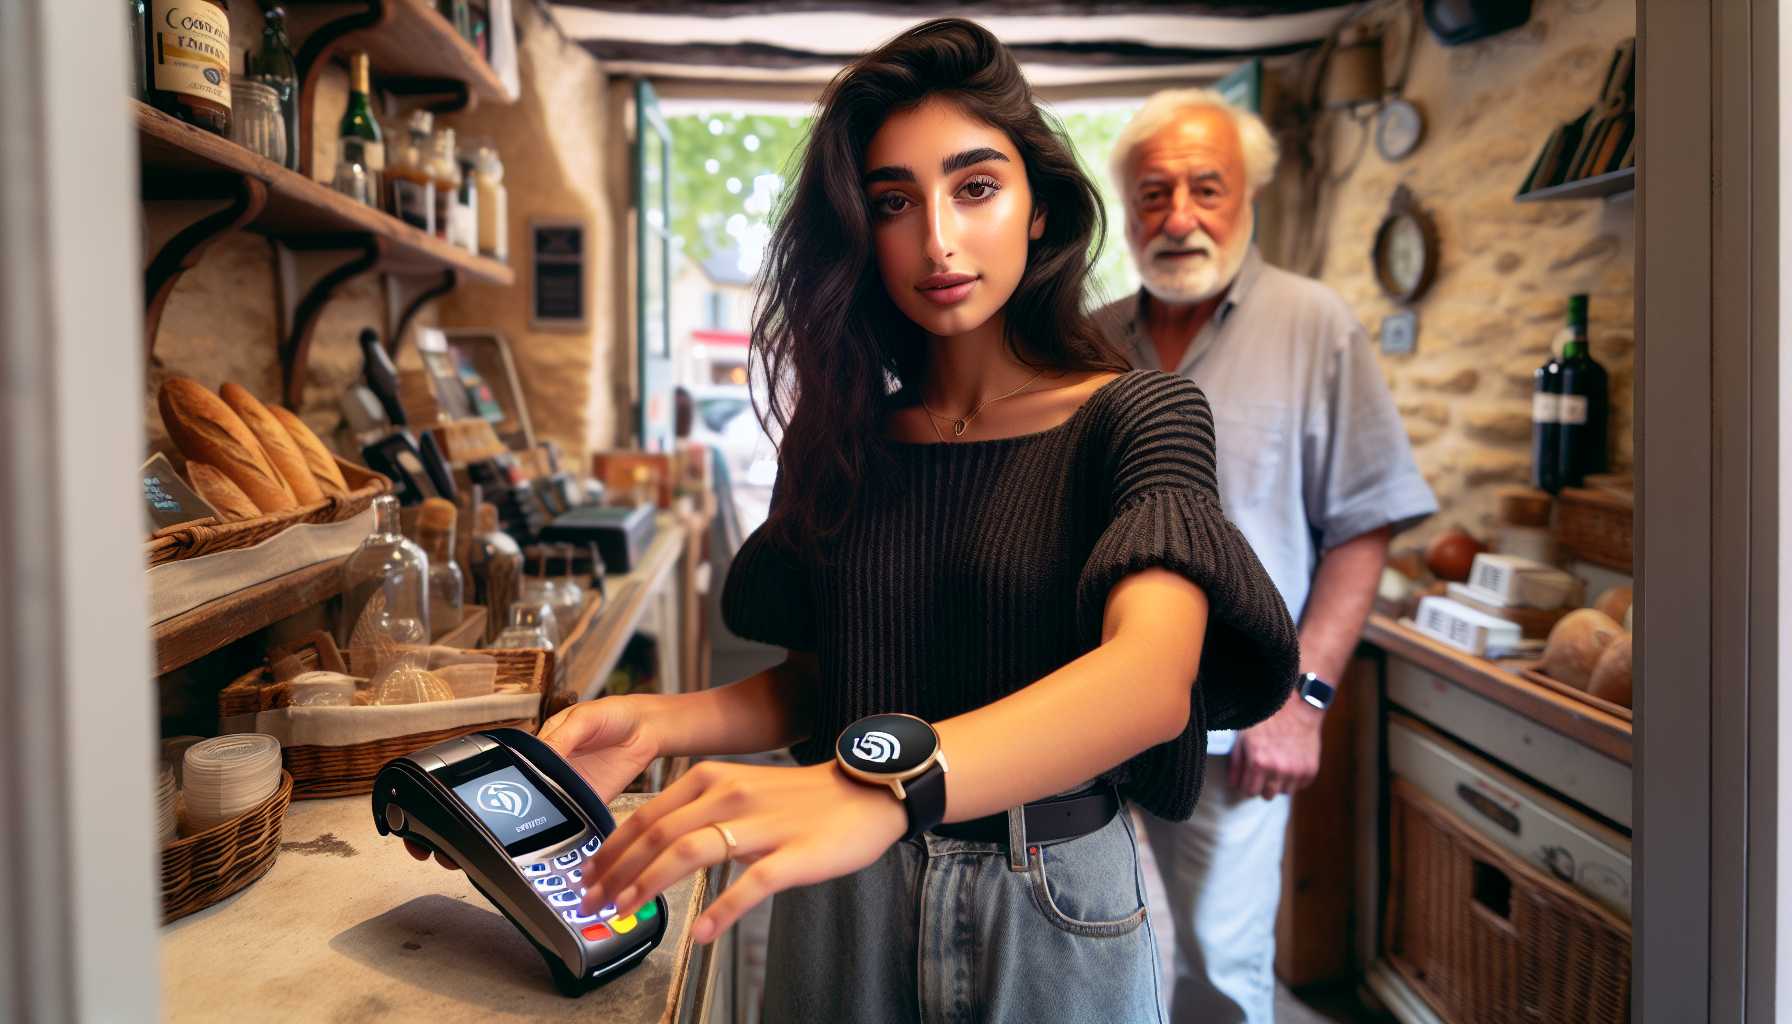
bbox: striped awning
[547,1,1357,88]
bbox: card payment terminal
[372,728,668,996]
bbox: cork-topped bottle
[416,498,465,635]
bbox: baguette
[186,462,261,521]
[220,383,323,505]
[158,378,297,514]
[267,403,350,496]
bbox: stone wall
[438,5,620,465]
[1294,0,1635,543]
[144,4,618,467]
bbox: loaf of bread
[220,383,323,505]
[1542,608,1623,690]
[158,378,296,514]
[186,462,261,521]
[1587,632,1633,708]
[268,404,350,496]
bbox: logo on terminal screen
[477,781,533,819]
[850,731,902,765]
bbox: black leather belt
[931,784,1120,850]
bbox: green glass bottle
[338,51,385,204]
[129,0,148,99]
[248,2,300,171]
[1556,294,1609,488]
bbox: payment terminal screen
[452,765,570,846]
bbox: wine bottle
[146,0,232,135]
[1557,293,1609,489]
[338,51,385,204]
[248,2,300,171]
[129,0,148,99]
[1531,319,1566,494]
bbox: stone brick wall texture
[1303,0,1635,546]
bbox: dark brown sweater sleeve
[721,487,817,652]
[1075,372,1300,734]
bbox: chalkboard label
[142,452,216,532]
[531,221,586,330]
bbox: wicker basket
[161,770,293,923]
[218,648,551,799]
[146,457,389,568]
[1554,487,1632,573]
[1386,779,1630,1024]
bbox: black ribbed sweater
[720,370,1299,820]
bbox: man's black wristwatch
[835,713,949,841]
[1297,672,1336,711]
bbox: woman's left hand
[580,760,906,943]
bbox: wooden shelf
[153,557,349,675]
[1363,613,1631,764]
[135,101,513,284]
[1515,166,1635,203]
[287,0,509,104]
[559,522,689,702]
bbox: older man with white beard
[1094,90,1436,1024]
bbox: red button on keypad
[581,923,612,941]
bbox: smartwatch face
[836,714,938,777]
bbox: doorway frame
[1636,1,1781,1020]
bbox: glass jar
[228,78,287,165]
[430,126,461,241]
[491,602,557,652]
[518,578,566,646]
[472,141,507,260]
[548,546,586,632]
[338,494,431,651]
[467,503,522,644]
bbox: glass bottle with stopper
[338,494,431,658]
[416,498,465,636]
[467,502,523,644]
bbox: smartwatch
[1297,672,1335,711]
[835,713,949,842]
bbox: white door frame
[0,0,160,1018]
[1636,0,1782,1019]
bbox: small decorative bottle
[416,498,464,637]
[338,494,431,652]
[467,503,522,644]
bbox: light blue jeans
[762,807,1165,1023]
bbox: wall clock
[1371,185,1440,304]
[1376,98,1425,161]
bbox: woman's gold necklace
[920,369,1046,443]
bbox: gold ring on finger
[712,821,738,860]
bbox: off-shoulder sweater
[721,369,1299,820]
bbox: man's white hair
[1109,87,1280,196]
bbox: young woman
[417,18,1298,1021]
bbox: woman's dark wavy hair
[752,17,1127,552]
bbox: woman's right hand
[536,694,664,802]
[402,694,664,870]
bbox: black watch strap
[901,760,948,841]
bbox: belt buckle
[1005,806,1028,872]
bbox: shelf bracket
[378,76,473,115]
[294,0,389,178]
[276,235,387,409]
[386,268,459,356]
[143,175,268,360]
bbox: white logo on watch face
[851,731,902,765]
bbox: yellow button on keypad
[611,914,637,934]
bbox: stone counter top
[162,794,711,1022]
